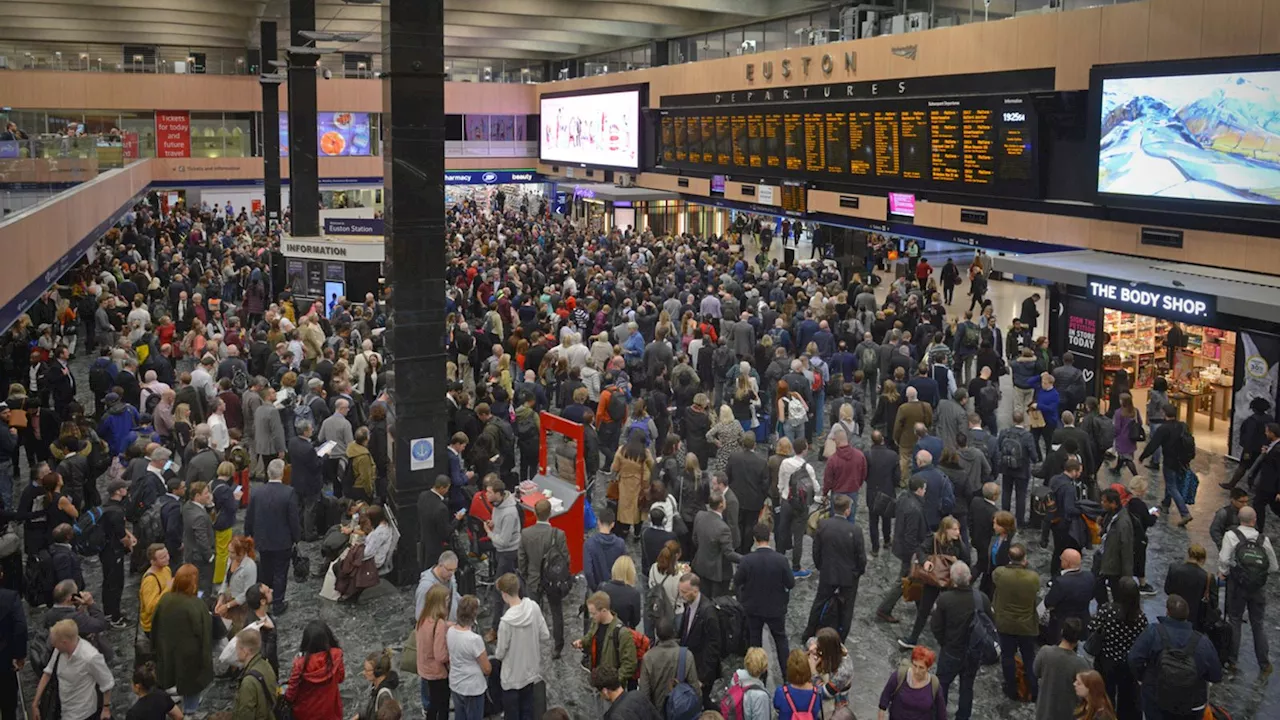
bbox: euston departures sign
[1086,275,1216,323]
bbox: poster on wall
[286,259,306,295]
[279,112,372,157]
[306,260,325,297]
[1063,294,1102,397]
[1232,332,1280,458]
[155,111,190,158]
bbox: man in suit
[1095,487,1135,607]
[44,345,77,419]
[915,450,954,531]
[158,476,185,565]
[418,475,461,571]
[182,481,216,602]
[245,459,301,615]
[1043,549,1094,643]
[709,473,740,552]
[726,433,769,553]
[677,573,722,710]
[970,482,1001,574]
[877,476,929,624]
[734,522,794,670]
[1165,544,1213,632]
[174,372,208,425]
[252,388,287,477]
[1052,411,1094,483]
[641,507,677,578]
[691,491,741,599]
[519,499,571,658]
[288,419,324,541]
[1251,422,1280,533]
[802,494,866,642]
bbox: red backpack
[781,686,817,720]
[720,673,770,720]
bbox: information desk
[520,412,589,574]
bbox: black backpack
[73,506,107,556]
[788,463,813,513]
[646,573,677,634]
[1000,433,1025,472]
[539,532,574,598]
[1156,626,1205,715]
[713,595,748,658]
[965,588,1000,665]
[1230,529,1271,592]
[24,549,55,607]
[1175,425,1197,466]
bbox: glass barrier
[0,138,112,218]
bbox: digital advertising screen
[540,88,642,170]
[654,93,1038,199]
[1097,68,1280,206]
[279,112,373,157]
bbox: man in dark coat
[690,491,741,599]
[734,522,795,670]
[245,458,301,614]
[970,482,1001,585]
[676,573,722,711]
[929,562,991,720]
[417,475,459,573]
[519,499,570,658]
[801,494,866,642]
[1019,293,1041,335]
[876,476,928,623]
[287,419,324,540]
[726,433,769,553]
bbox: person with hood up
[485,477,522,641]
[355,649,400,720]
[284,620,345,720]
[97,392,140,458]
[493,572,551,719]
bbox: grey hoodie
[491,493,522,553]
[494,597,551,691]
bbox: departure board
[654,94,1039,199]
[780,184,807,215]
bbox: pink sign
[889,192,916,217]
[122,132,139,161]
[156,111,190,158]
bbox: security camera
[321,67,333,80]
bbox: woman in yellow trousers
[211,461,242,585]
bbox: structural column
[288,0,320,237]
[383,0,447,584]
[260,21,282,235]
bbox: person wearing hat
[0,402,16,508]
[96,391,140,459]
[100,478,136,627]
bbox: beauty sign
[1087,275,1215,323]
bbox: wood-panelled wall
[538,0,1280,100]
[1,74,538,115]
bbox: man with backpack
[1217,506,1275,677]
[1138,418,1197,526]
[574,592,639,693]
[637,616,701,718]
[926,561,991,720]
[952,311,981,384]
[1128,594,1224,720]
[519,499,571,659]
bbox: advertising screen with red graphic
[540,88,642,170]
[156,111,191,158]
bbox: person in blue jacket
[1128,594,1223,720]
[97,392,140,458]
[582,507,626,630]
[1030,372,1061,459]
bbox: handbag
[806,501,830,536]
[0,525,20,559]
[1028,408,1046,429]
[909,539,955,587]
[901,576,924,602]
[1128,417,1146,442]
[872,491,895,518]
[401,623,419,673]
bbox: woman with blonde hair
[416,584,453,720]
[730,647,772,719]
[172,402,193,451]
[901,517,964,649]
[707,405,744,475]
[601,555,642,628]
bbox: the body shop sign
[1087,275,1215,323]
[156,111,190,158]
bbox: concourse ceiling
[0,0,828,63]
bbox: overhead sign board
[444,170,540,185]
[1086,275,1216,323]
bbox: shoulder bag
[910,538,955,587]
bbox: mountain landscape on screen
[1098,70,1280,205]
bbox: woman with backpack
[1086,577,1146,720]
[776,381,809,446]
[876,646,945,720]
[610,431,654,540]
[725,647,772,720]
[775,648,822,720]
[284,620,346,720]
[355,649,400,720]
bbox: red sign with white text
[155,111,191,158]
[122,132,139,161]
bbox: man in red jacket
[823,425,868,525]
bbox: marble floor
[29,267,1278,719]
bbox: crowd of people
[0,193,1271,720]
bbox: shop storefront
[560,183,683,236]
[998,251,1280,459]
[445,170,548,214]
